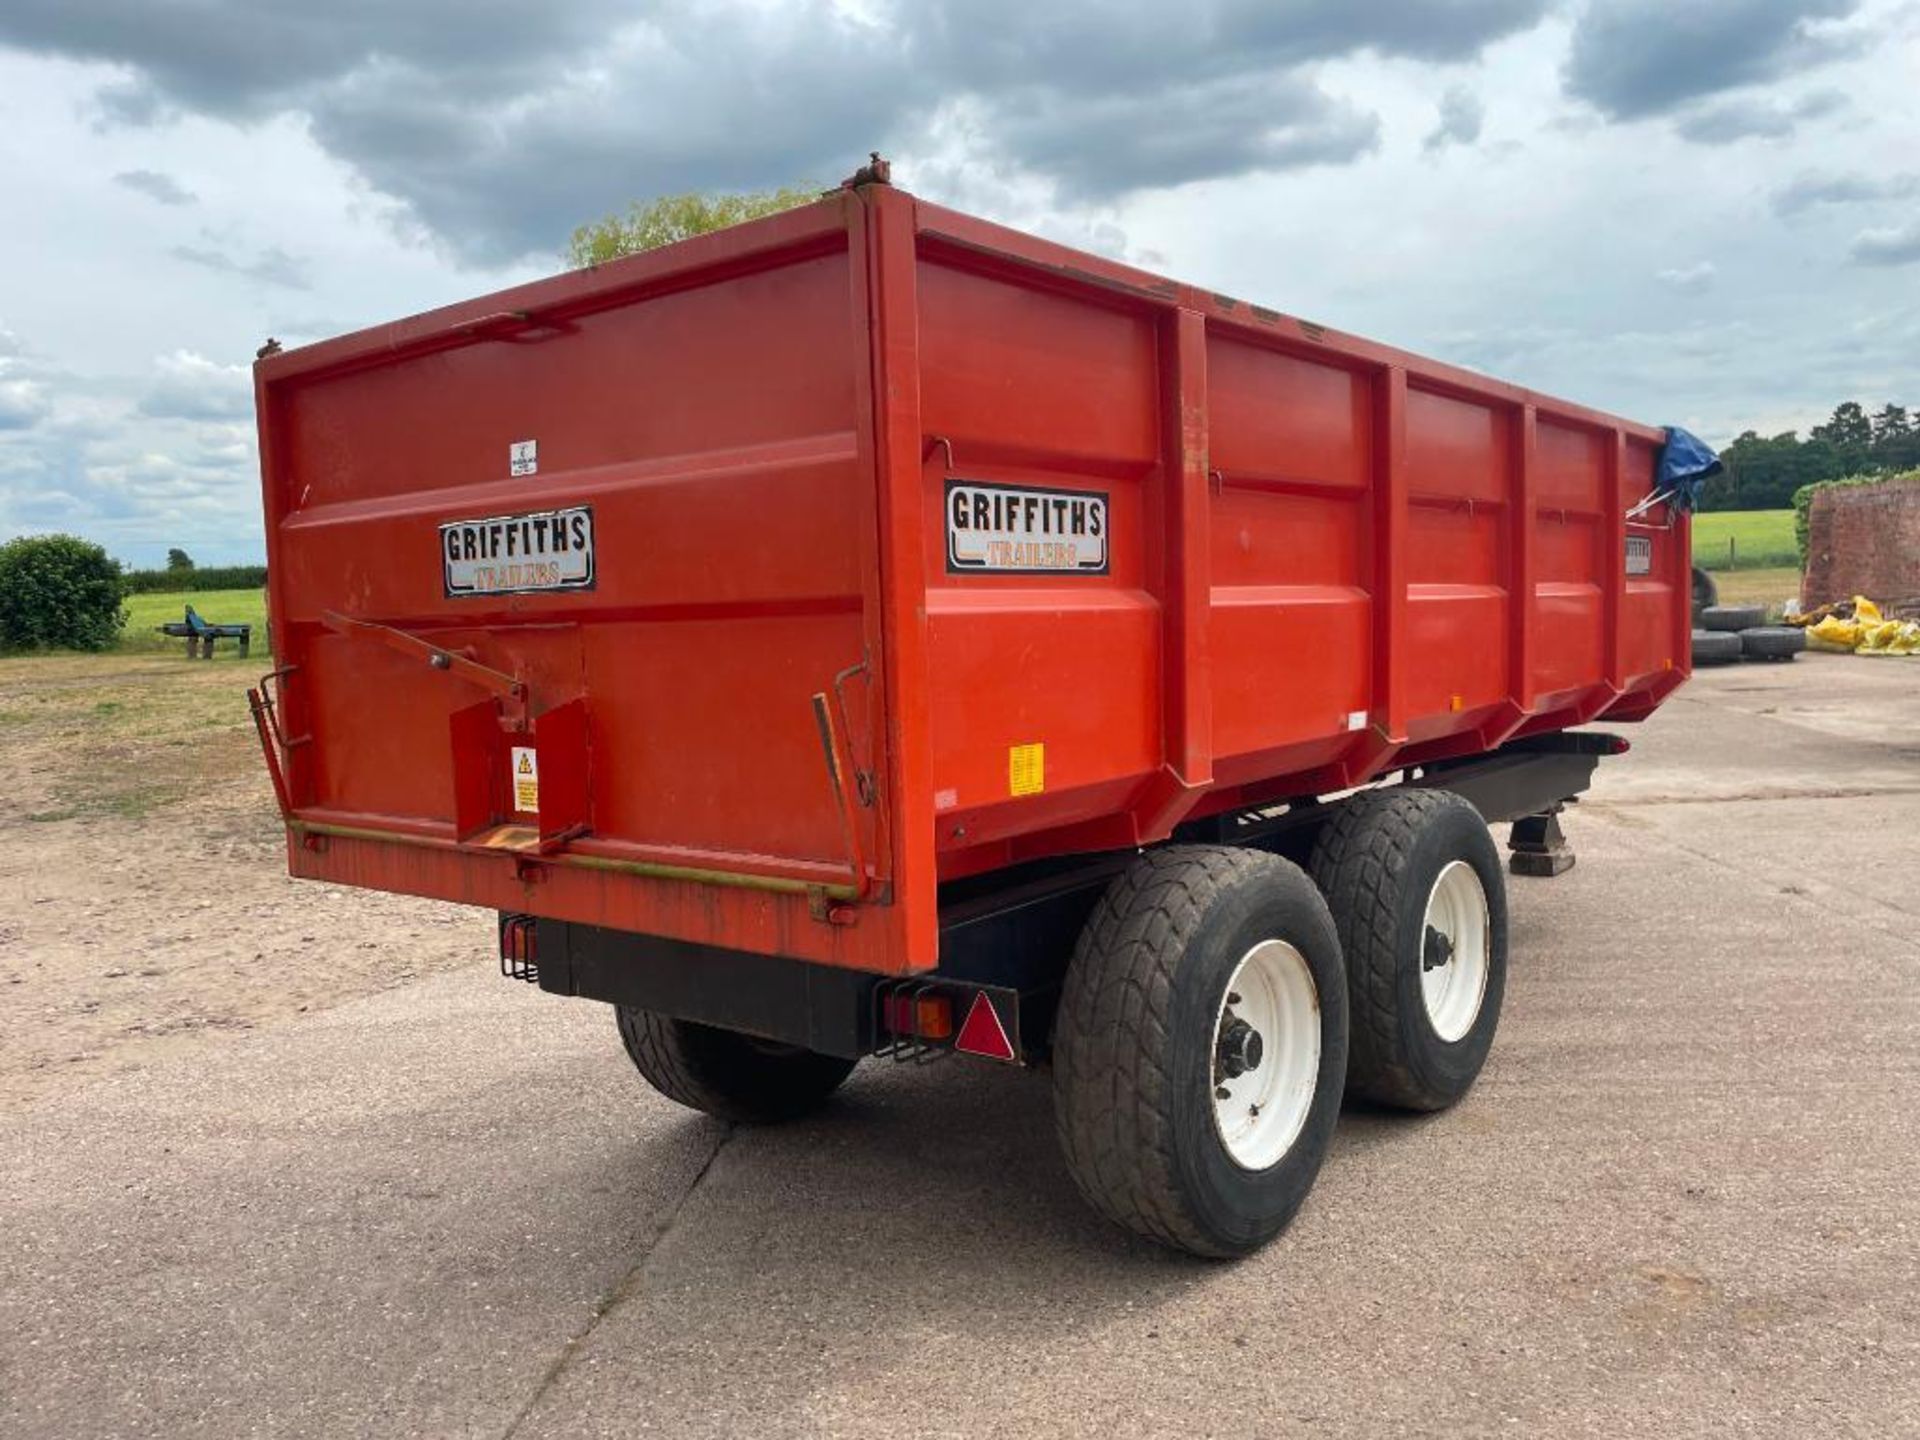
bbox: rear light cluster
[881,991,953,1041]
[873,982,1018,1065]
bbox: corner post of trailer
[1670,462,1692,677]
[857,183,939,969]
[250,354,308,814]
[1602,426,1627,695]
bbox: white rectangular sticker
[1625,534,1652,576]
[510,439,538,476]
[441,506,594,597]
[510,746,539,813]
[946,480,1108,575]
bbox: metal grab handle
[812,690,874,903]
[247,686,294,817]
[830,658,875,806]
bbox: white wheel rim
[1210,940,1321,1171]
[1421,860,1490,1043]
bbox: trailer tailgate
[255,199,910,970]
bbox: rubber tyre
[1700,603,1764,632]
[1740,625,1805,661]
[1309,789,1507,1112]
[615,1007,856,1123]
[1052,846,1347,1259]
[1690,565,1719,618]
[1691,629,1742,665]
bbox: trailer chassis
[510,730,1622,1066]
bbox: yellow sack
[1808,614,1863,649]
[1858,619,1920,656]
[1801,597,1911,653]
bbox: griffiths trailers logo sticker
[441,506,594,597]
[946,480,1108,575]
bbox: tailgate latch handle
[320,610,531,725]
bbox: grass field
[1708,565,1802,609]
[1692,509,1797,571]
[0,651,258,821]
[119,588,268,658]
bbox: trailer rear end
[253,170,1695,1255]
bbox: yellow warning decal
[1008,742,1045,797]
[511,746,539,813]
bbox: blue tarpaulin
[1652,426,1722,513]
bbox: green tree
[566,187,819,267]
[1811,401,1872,472]
[1871,404,1918,471]
[166,547,194,572]
[0,534,126,652]
[1705,400,1920,510]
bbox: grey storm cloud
[0,379,51,431]
[0,0,1555,264]
[1423,87,1485,153]
[906,0,1553,89]
[136,351,254,423]
[1773,171,1920,214]
[0,0,635,118]
[1654,261,1717,294]
[1565,0,1861,120]
[1850,223,1920,267]
[169,244,311,290]
[113,168,196,205]
[987,74,1381,199]
[0,325,51,430]
[1672,88,1846,143]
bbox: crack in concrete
[498,1122,733,1439]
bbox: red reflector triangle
[955,992,1016,1062]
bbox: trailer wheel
[1309,789,1507,1112]
[1052,846,1347,1258]
[614,1008,857,1123]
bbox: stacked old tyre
[1693,603,1807,666]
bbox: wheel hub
[1209,939,1320,1172]
[1215,1017,1264,1079]
[1420,860,1491,1043]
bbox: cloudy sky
[1,0,1916,566]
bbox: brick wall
[1802,475,1920,610]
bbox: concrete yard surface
[3,653,1917,1437]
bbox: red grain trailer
[250,165,1692,1256]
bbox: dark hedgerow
[0,534,127,652]
[121,564,268,594]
